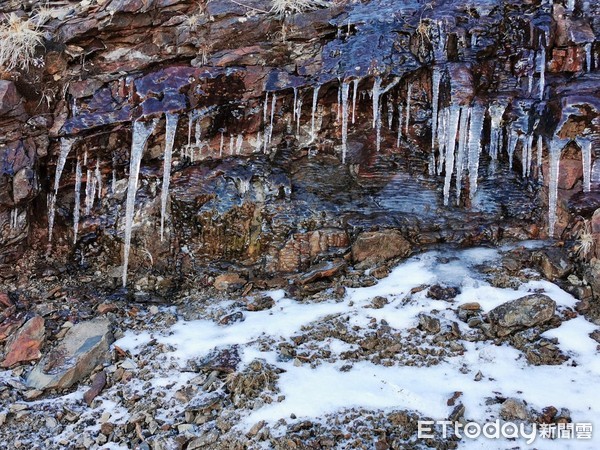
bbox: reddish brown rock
[83,370,107,406]
[558,159,583,190]
[0,293,11,309]
[352,230,412,266]
[0,81,23,116]
[12,167,36,204]
[297,260,346,285]
[1,316,45,368]
[97,303,118,314]
[0,316,25,342]
[214,273,246,291]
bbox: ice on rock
[122,119,158,287]
[160,113,179,242]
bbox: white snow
[109,245,600,448]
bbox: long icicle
[548,138,567,237]
[578,136,592,192]
[48,137,75,243]
[73,156,82,244]
[160,113,179,242]
[122,119,158,287]
[310,85,320,142]
[455,106,470,205]
[467,104,485,200]
[443,105,461,206]
[351,78,359,124]
[405,82,413,136]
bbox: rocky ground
[1,240,599,449]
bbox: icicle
[387,97,394,129]
[236,134,243,154]
[507,129,518,170]
[73,156,82,244]
[566,0,575,11]
[527,52,535,94]
[488,102,506,171]
[160,113,178,242]
[375,102,382,153]
[537,136,544,182]
[454,106,470,205]
[95,160,102,200]
[341,81,350,162]
[228,135,234,155]
[292,87,298,121]
[187,111,194,149]
[296,97,303,137]
[268,94,277,143]
[467,104,485,199]
[111,152,117,193]
[578,137,592,192]
[263,92,269,122]
[431,68,442,152]
[443,105,461,206]
[396,104,403,148]
[525,135,534,178]
[539,34,546,101]
[220,130,225,157]
[10,208,17,229]
[351,78,359,124]
[48,137,75,242]
[84,165,96,216]
[405,83,413,136]
[122,118,158,287]
[548,138,567,237]
[83,149,88,167]
[436,109,448,175]
[310,86,320,142]
[337,81,342,123]
[195,116,202,148]
[585,43,593,72]
[371,77,382,129]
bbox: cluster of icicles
[47,65,595,287]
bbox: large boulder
[488,294,556,337]
[27,318,113,391]
[351,230,411,266]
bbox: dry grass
[0,13,44,72]
[575,220,596,261]
[270,0,324,16]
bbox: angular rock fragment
[27,318,113,390]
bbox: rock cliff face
[0,0,598,294]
